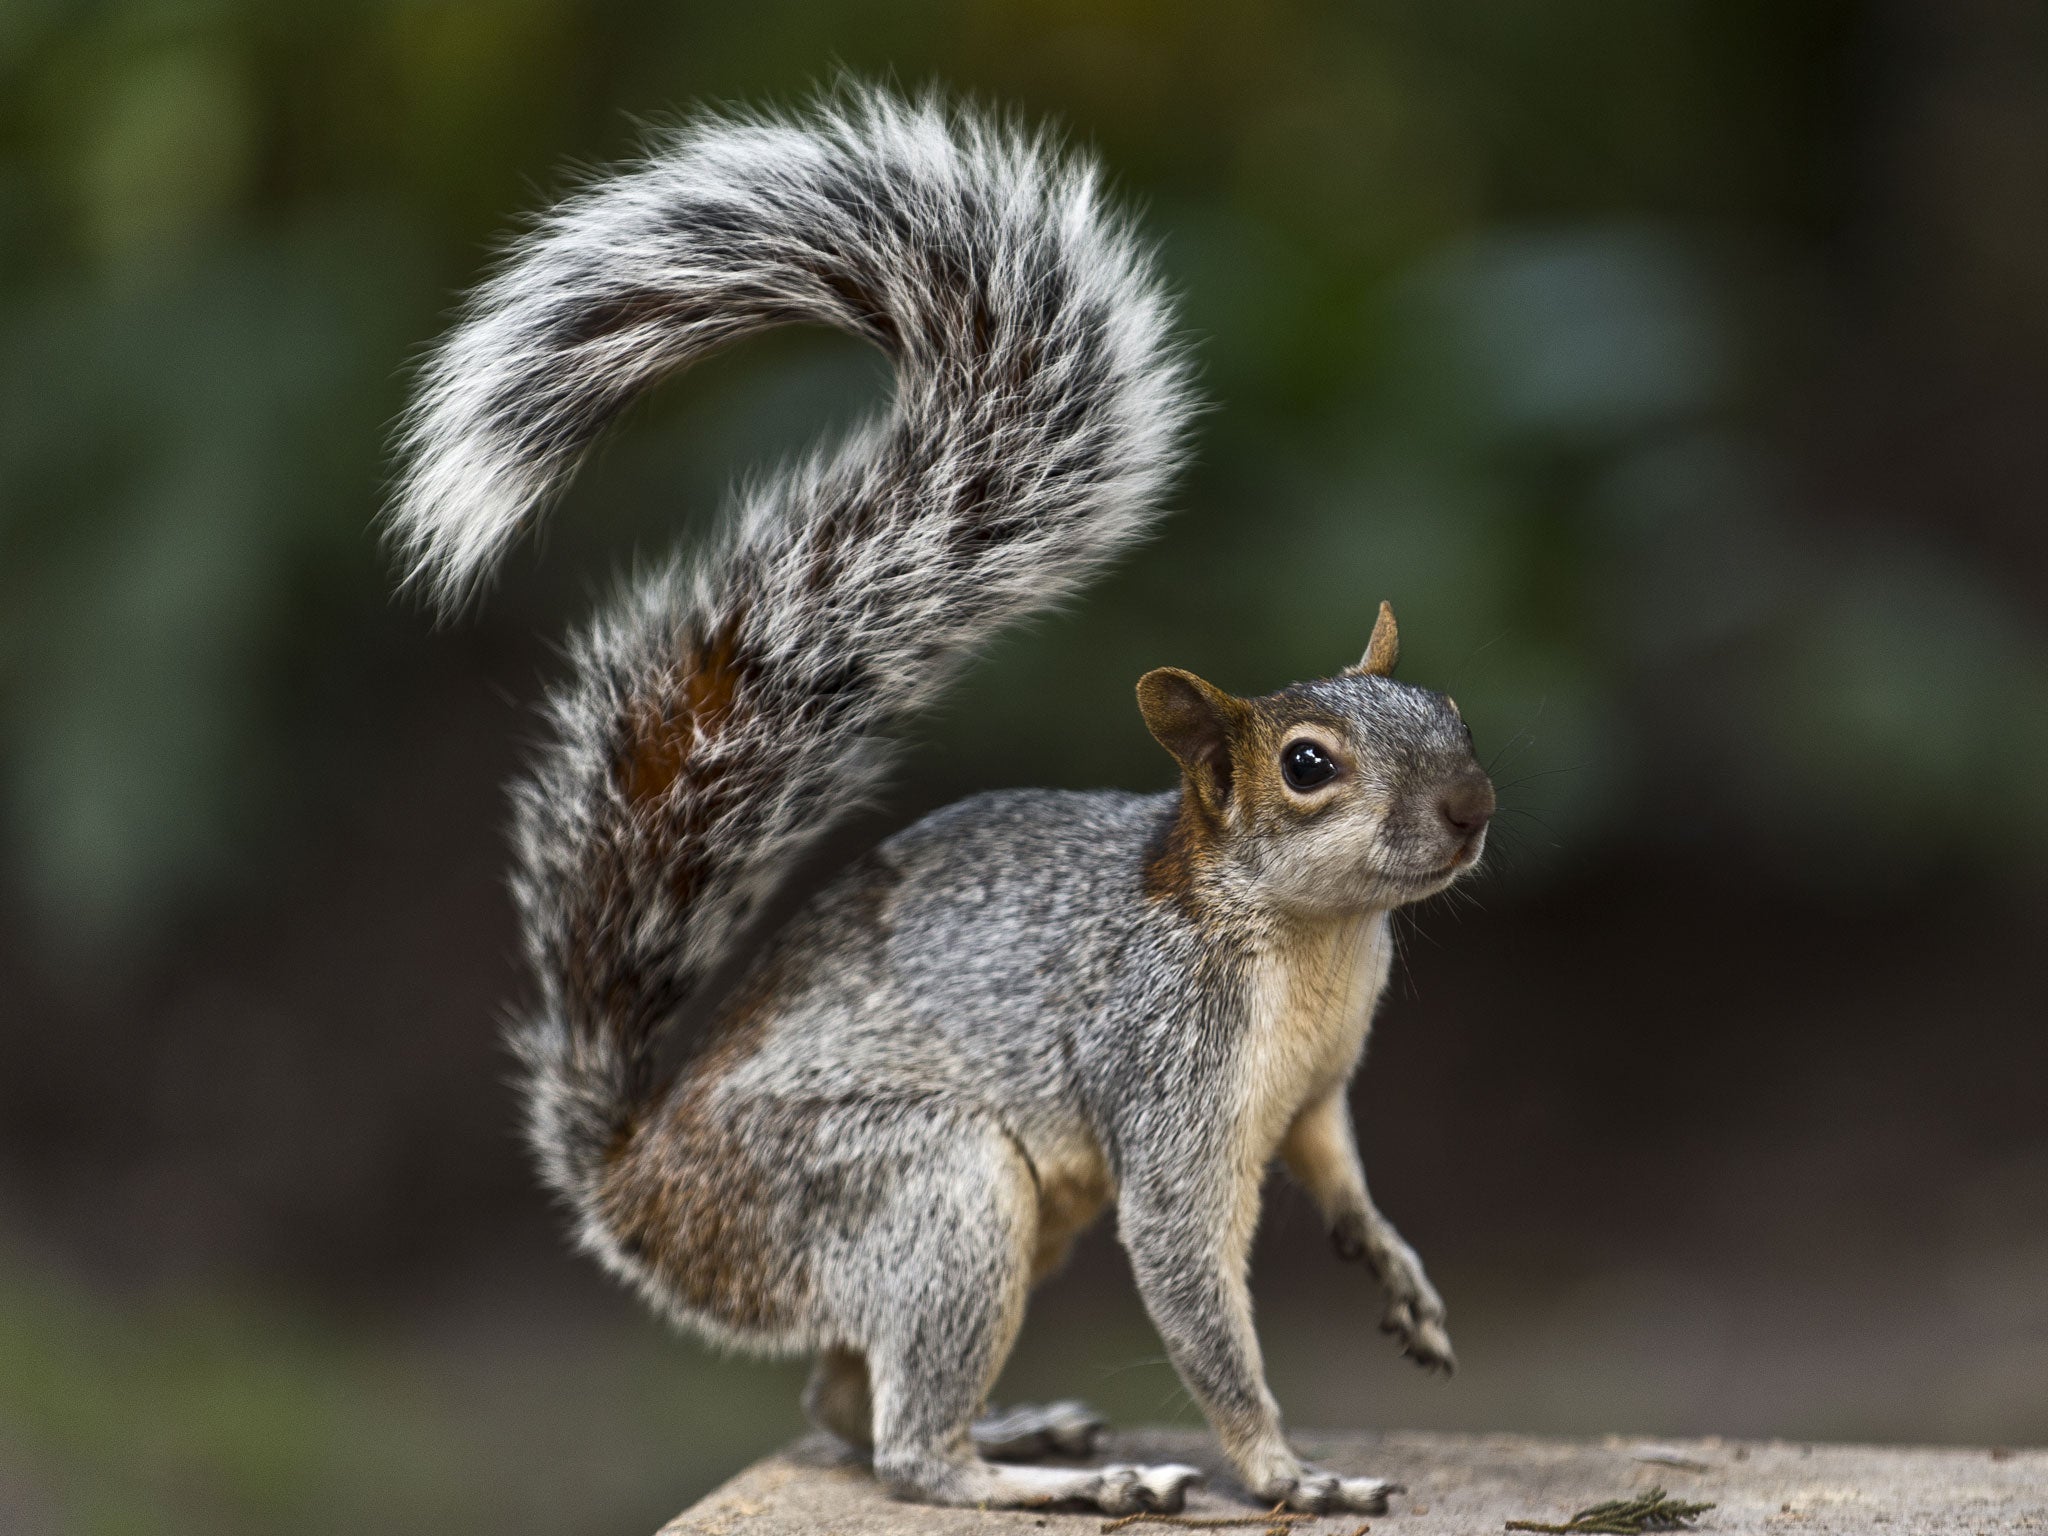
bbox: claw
[1379,1279,1455,1371]
[1406,1317,1456,1373]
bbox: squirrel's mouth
[1383,861,1468,905]
[1397,832,1486,895]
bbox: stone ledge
[663,1429,2045,1536]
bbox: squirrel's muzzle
[1436,772,1496,837]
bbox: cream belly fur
[1028,1138,1117,1282]
[1242,912,1393,1174]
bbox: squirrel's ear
[1137,667,1243,816]
[1347,600,1399,678]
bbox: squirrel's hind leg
[841,1113,1199,1512]
[811,1352,1112,1466]
[873,1335,1196,1513]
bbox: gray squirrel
[387,88,1494,1516]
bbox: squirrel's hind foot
[878,1452,1202,1513]
[1265,1471,1403,1515]
[972,1400,1106,1459]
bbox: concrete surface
[662,1428,2045,1535]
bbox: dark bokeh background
[3,2,2045,1533]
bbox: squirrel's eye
[1280,739,1338,791]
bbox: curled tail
[386,89,1192,1221]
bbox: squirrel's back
[696,787,1183,1094]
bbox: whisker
[1444,630,1513,694]
[1493,762,1589,793]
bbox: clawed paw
[1269,1470,1404,1515]
[1379,1293,1456,1373]
[1093,1462,1204,1516]
[1370,1238,1455,1374]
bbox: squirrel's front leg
[1281,1088,1455,1373]
[1117,1154,1400,1514]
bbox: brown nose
[1438,773,1496,835]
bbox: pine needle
[1505,1486,1716,1534]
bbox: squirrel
[387,88,1495,1517]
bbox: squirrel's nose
[1437,774,1496,835]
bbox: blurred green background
[3,1,2046,1532]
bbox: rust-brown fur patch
[590,856,903,1338]
[598,1089,817,1334]
[1140,797,1213,904]
[618,612,748,808]
[594,957,812,1335]
[609,608,761,919]
[1229,690,1363,828]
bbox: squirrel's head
[1137,602,1494,916]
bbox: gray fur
[387,88,1490,1516]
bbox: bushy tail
[386,89,1192,1216]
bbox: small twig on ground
[1631,1447,1714,1473]
[1101,1507,1317,1533]
[1505,1487,1716,1534]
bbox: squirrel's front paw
[1355,1224,1455,1373]
[1378,1262,1454,1373]
[1382,1295,1455,1373]
[1257,1469,1403,1515]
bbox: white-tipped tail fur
[390,88,1189,610]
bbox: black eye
[1280,739,1338,791]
